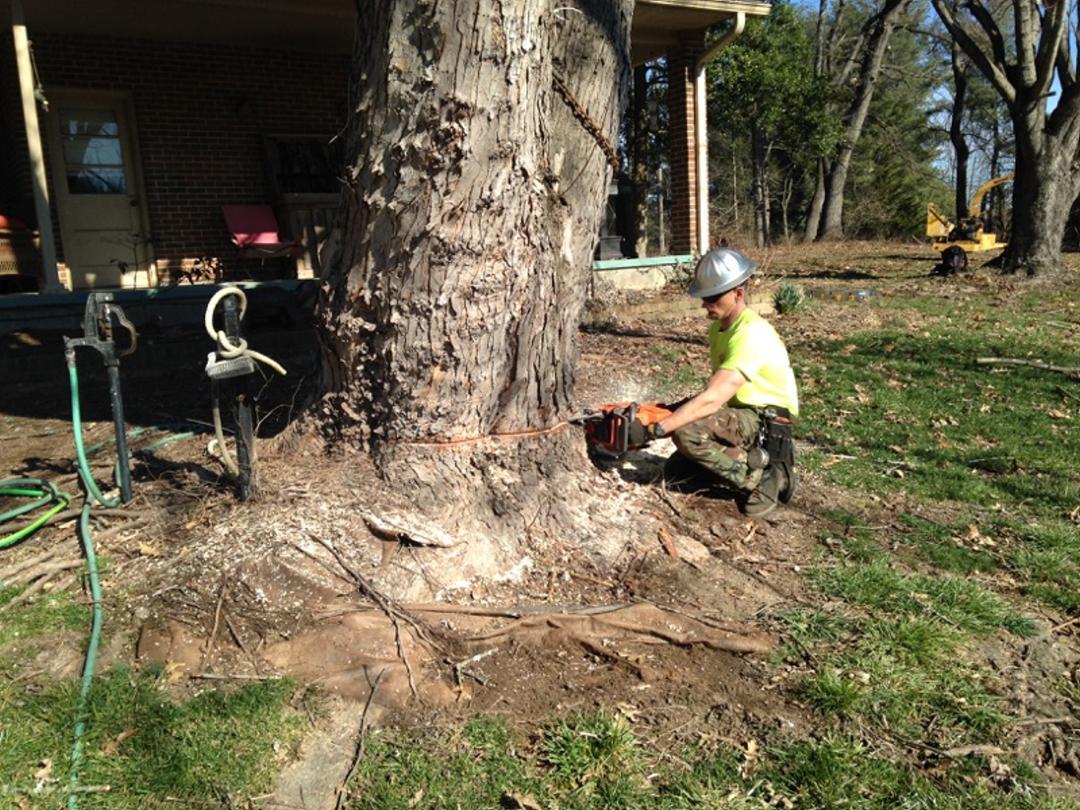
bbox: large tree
[931,0,1078,275]
[315,1,633,533]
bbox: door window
[60,109,128,194]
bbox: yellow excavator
[927,173,1012,257]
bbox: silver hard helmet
[687,248,758,298]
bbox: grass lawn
[1,259,1076,807]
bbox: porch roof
[4,0,770,64]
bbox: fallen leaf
[502,792,542,810]
[138,542,163,557]
[101,728,139,756]
[657,526,679,559]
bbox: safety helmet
[687,248,758,298]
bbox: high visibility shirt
[708,308,799,417]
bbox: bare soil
[2,241,1078,806]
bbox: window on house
[60,109,128,194]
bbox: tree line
[625,0,1079,276]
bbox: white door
[47,94,154,289]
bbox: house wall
[666,33,703,257]
[0,32,348,284]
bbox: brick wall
[1,33,348,284]
[666,33,703,256]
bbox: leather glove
[628,418,666,446]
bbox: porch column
[11,0,62,292]
[695,13,746,256]
[666,32,703,256]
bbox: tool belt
[758,406,797,504]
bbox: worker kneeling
[632,248,799,517]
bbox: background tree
[316,0,633,530]
[708,3,837,246]
[931,0,1078,275]
[814,0,915,240]
[842,16,951,236]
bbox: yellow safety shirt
[708,308,799,416]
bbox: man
[635,248,799,517]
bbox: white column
[695,12,746,258]
[12,0,63,292]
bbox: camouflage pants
[671,406,762,491]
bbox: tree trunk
[949,42,969,219]
[781,171,794,242]
[818,0,911,240]
[1002,120,1080,276]
[317,0,633,523]
[751,124,769,246]
[803,157,827,241]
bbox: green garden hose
[66,360,112,810]
[0,478,71,550]
[1,362,194,807]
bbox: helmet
[687,248,758,298]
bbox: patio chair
[222,205,301,259]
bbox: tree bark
[751,124,769,246]
[317,0,633,519]
[949,41,969,218]
[818,0,912,240]
[1003,114,1080,275]
[804,157,827,241]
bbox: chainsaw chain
[552,73,620,172]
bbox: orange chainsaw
[572,401,673,456]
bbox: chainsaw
[572,401,673,456]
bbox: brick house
[1,0,767,292]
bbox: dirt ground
[2,241,1077,806]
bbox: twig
[201,577,229,670]
[309,534,446,702]
[976,357,1080,376]
[1057,386,1080,404]
[189,672,276,681]
[576,636,647,679]
[451,647,498,686]
[1014,715,1075,727]
[1050,615,1080,634]
[567,571,617,588]
[224,613,253,657]
[0,546,60,580]
[335,668,386,810]
[2,556,83,589]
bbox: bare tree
[315,0,633,530]
[816,0,914,240]
[931,0,1078,275]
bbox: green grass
[799,314,1078,516]
[349,713,1064,810]
[0,663,306,805]
[0,588,86,648]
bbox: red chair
[222,205,301,259]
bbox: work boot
[742,467,787,518]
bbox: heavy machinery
[926,174,1013,266]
